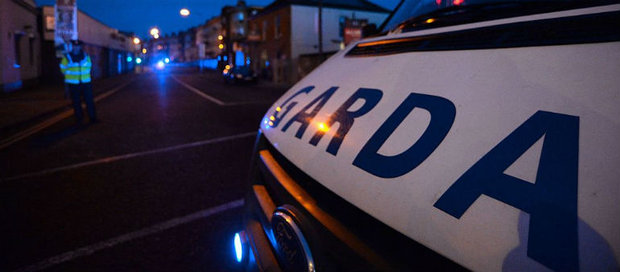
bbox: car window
[382,0,617,33]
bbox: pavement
[0,74,135,142]
[0,67,291,271]
[0,69,292,150]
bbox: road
[0,68,290,271]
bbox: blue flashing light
[156,61,165,69]
[127,56,133,62]
[164,57,170,63]
[136,58,142,64]
[235,51,245,66]
[234,232,243,263]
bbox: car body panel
[258,4,620,271]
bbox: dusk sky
[34,0,401,39]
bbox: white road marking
[1,132,257,183]
[13,199,245,272]
[0,81,134,151]
[171,75,226,105]
[171,75,273,106]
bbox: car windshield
[382,0,616,32]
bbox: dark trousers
[68,82,97,124]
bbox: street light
[150,27,160,39]
[180,8,190,17]
[133,37,141,45]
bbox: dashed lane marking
[171,75,273,106]
[1,131,257,183]
[12,199,245,272]
[0,81,134,151]
[171,75,226,105]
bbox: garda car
[238,0,620,271]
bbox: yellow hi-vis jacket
[60,54,92,84]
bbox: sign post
[54,0,78,54]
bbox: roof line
[255,0,390,18]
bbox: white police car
[239,0,620,271]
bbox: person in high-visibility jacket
[60,40,98,125]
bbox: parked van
[239,0,620,271]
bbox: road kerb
[0,81,134,151]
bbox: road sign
[54,0,78,46]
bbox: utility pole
[318,0,323,59]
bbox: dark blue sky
[35,0,400,38]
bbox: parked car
[236,0,620,271]
[223,65,258,84]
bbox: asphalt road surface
[0,68,290,272]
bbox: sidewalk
[0,73,135,141]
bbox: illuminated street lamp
[133,37,141,45]
[180,8,190,17]
[217,35,223,41]
[218,44,224,50]
[150,27,160,39]
[142,48,147,54]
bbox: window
[14,33,23,68]
[29,37,34,65]
[45,16,55,31]
[339,16,346,37]
[274,15,280,38]
[262,20,267,41]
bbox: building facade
[221,0,262,68]
[196,17,223,60]
[0,0,41,91]
[182,28,198,62]
[248,0,389,84]
[40,5,135,84]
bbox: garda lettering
[266,86,580,271]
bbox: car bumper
[240,131,465,271]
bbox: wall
[40,5,134,83]
[249,4,387,84]
[1,0,41,91]
[290,5,388,59]
[77,11,132,52]
[41,6,132,51]
[196,17,222,59]
[249,6,292,83]
[0,0,4,87]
